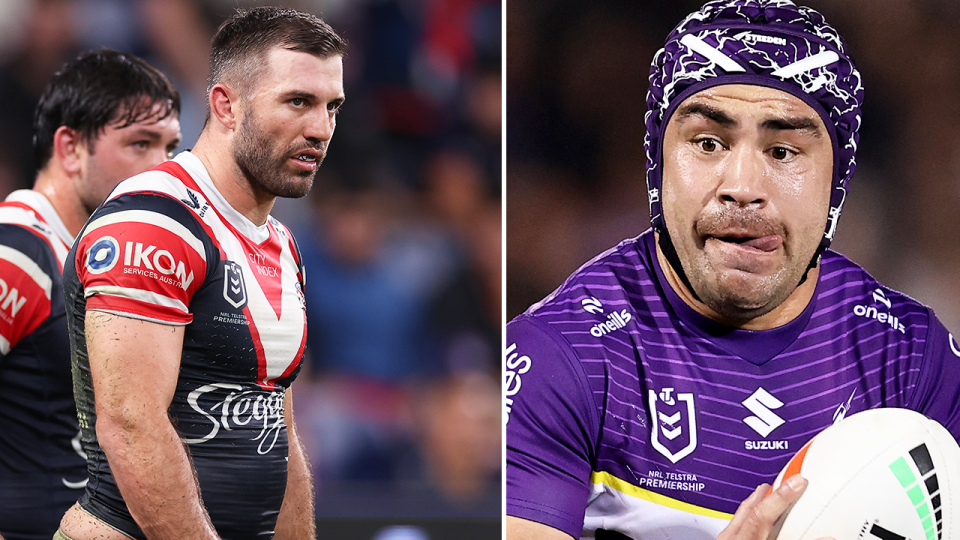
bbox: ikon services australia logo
[85,236,120,274]
[84,235,196,290]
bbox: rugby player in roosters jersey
[506,2,960,540]
[0,50,180,540]
[59,7,345,540]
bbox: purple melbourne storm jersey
[506,230,960,540]
[62,152,307,539]
[0,190,87,540]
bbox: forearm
[506,516,573,540]
[273,390,315,539]
[85,312,214,538]
[98,411,218,539]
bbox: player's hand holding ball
[717,475,819,540]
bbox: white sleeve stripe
[0,206,38,225]
[0,334,9,355]
[84,285,189,314]
[83,210,207,261]
[771,51,840,79]
[0,245,53,298]
[87,309,190,327]
[680,34,746,73]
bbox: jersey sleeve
[908,309,960,440]
[506,314,600,538]
[73,193,211,325]
[0,225,55,356]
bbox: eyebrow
[285,90,317,100]
[121,127,181,146]
[675,103,737,128]
[283,90,346,104]
[760,116,823,137]
[675,102,823,137]
[123,128,163,140]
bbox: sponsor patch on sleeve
[0,245,53,354]
[505,342,532,424]
[76,210,207,324]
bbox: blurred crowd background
[0,0,501,537]
[507,0,960,339]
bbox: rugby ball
[769,408,960,540]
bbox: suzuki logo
[582,297,603,315]
[742,387,785,437]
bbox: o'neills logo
[590,309,632,337]
[185,383,285,455]
[852,304,906,334]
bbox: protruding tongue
[740,235,781,252]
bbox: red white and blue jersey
[63,152,307,539]
[0,190,87,540]
[506,231,960,540]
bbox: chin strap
[657,230,703,304]
[798,244,824,289]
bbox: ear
[209,83,239,131]
[52,125,83,175]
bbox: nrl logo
[649,388,698,464]
[223,260,247,309]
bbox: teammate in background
[59,7,345,539]
[0,50,180,540]
[506,1,960,540]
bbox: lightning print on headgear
[644,0,864,254]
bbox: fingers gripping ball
[768,409,960,540]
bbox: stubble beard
[79,152,120,217]
[686,255,798,321]
[675,208,812,322]
[233,113,321,199]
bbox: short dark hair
[207,6,347,100]
[33,49,180,171]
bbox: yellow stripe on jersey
[590,471,734,521]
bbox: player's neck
[654,233,819,331]
[192,133,276,227]
[32,167,87,238]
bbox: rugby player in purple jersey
[506,1,960,540]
